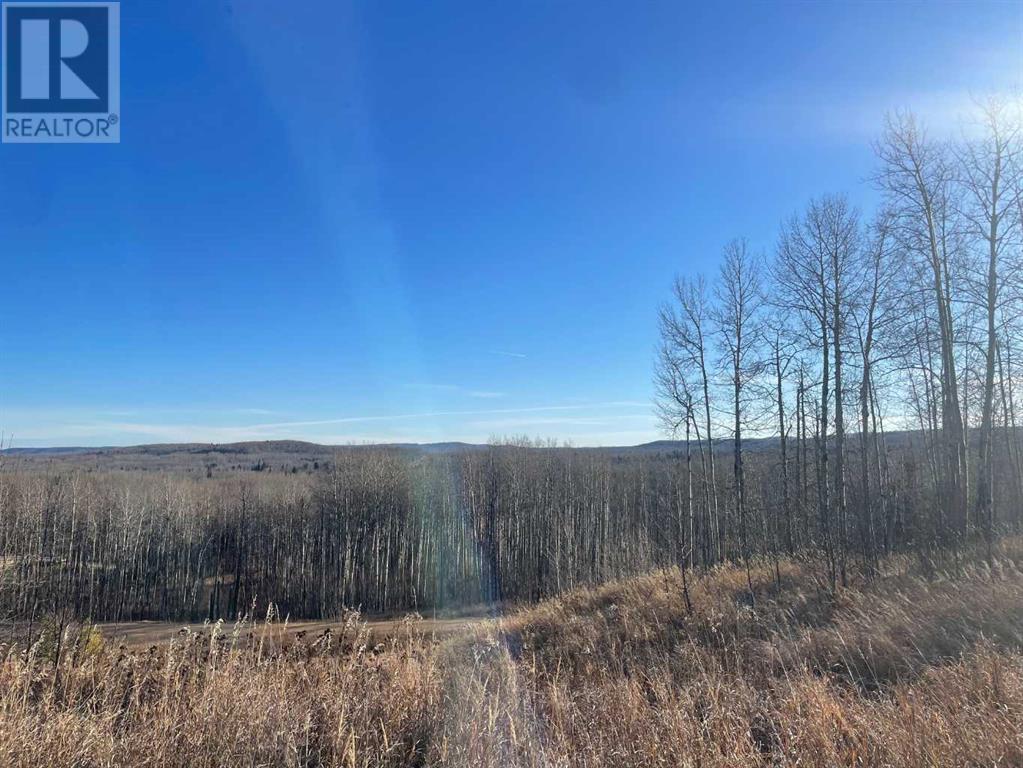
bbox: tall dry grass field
[2,542,1023,766]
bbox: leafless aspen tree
[775,197,859,584]
[876,112,969,540]
[657,275,721,562]
[956,100,1021,554]
[714,239,763,603]
[852,212,900,568]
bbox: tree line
[656,103,1023,593]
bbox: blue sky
[1,0,1020,447]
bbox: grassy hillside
[1,541,1022,766]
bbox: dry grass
[2,543,1023,766]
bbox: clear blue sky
[1,0,1020,447]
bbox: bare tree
[774,196,860,584]
[876,112,969,540]
[956,100,1021,554]
[853,211,900,569]
[766,320,796,553]
[714,239,763,603]
[657,275,721,562]
[823,196,861,586]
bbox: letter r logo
[4,3,114,114]
[20,17,99,100]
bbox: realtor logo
[2,2,119,143]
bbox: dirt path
[96,615,482,648]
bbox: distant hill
[0,439,493,473]
[0,430,935,474]
[1,439,485,457]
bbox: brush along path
[97,614,482,648]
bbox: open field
[2,540,1022,767]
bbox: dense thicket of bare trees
[0,447,709,621]
[3,420,1008,625]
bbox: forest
[1,105,1022,627]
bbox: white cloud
[408,383,505,399]
[467,417,606,430]
[489,350,527,359]
[3,401,657,447]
